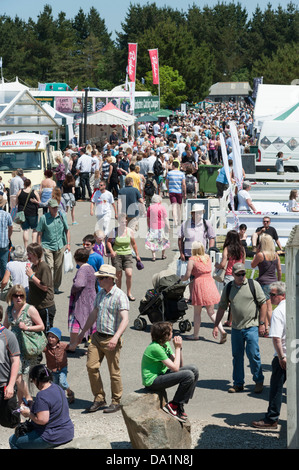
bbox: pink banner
[128,43,137,82]
[148,49,159,85]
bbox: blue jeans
[0,245,9,281]
[52,367,69,390]
[264,356,286,423]
[231,326,264,387]
[9,430,57,449]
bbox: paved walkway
[0,200,287,449]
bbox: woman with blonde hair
[181,241,227,343]
[251,233,281,336]
[54,155,65,190]
[3,284,45,404]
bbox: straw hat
[94,264,117,280]
[11,245,27,262]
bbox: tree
[251,42,299,84]
[145,65,187,109]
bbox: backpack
[153,158,163,176]
[144,178,155,197]
[226,278,259,319]
[185,174,195,194]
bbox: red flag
[128,43,137,82]
[148,49,159,85]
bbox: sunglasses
[235,272,246,277]
[99,276,110,280]
[270,292,278,297]
[13,294,25,299]
[263,220,270,223]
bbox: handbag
[136,259,144,270]
[14,419,34,438]
[21,329,47,360]
[213,260,228,283]
[0,278,13,301]
[14,190,31,225]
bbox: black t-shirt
[18,189,38,217]
[255,225,278,244]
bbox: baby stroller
[134,272,191,333]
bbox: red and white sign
[0,139,35,148]
[148,49,159,85]
[128,43,137,82]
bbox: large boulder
[121,389,191,449]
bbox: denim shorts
[260,284,271,300]
[22,215,38,230]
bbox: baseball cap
[232,263,246,274]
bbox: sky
[1,0,296,38]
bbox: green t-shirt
[141,341,173,387]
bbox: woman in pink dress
[181,241,227,343]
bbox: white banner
[129,81,135,113]
[230,121,243,191]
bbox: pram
[134,273,191,333]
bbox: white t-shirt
[6,261,29,288]
[269,299,286,357]
[237,189,252,211]
[91,190,114,218]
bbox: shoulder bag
[14,190,31,225]
[20,305,47,360]
[213,260,228,283]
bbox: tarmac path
[0,200,287,449]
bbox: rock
[121,389,191,449]
[58,435,112,449]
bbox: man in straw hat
[77,264,129,414]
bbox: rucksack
[153,158,163,176]
[226,278,259,319]
[185,174,196,194]
[144,178,155,197]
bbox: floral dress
[7,303,38,374]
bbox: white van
[0,133,57,189]
[257,121,299,172]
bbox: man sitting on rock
[141,321,198,423]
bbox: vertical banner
[128,43,137,82]
[129,81,135,113]
[230,121,244,192]
[148,49,159,85]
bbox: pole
[83,88,88,144]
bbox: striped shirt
[166,170,185,194]
[0,211,12,248]
[95,284,129,335]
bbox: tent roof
[86,103,136,126]
[136,114,158,122]
[208,82,252,96]
[0,80,60,131]
[151,109,174,118]
[42,103,74,125]
[254,84,299,127]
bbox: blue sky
[1,0,294,38]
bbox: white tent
[42,102,74,142]
[86,102,136,126]
[254,84,299,129]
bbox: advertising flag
[148,49,159,85]
[128,43,137,82]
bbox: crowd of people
[0,101,288,447]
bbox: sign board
[134,96,160,114]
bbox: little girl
[91,170,101,199]
[44,327,75,404]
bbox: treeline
[1,2,298,102]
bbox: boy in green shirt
[141,321,198,423]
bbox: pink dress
[191,256,220,306]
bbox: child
[44,327,75,404]
[94,229,106,258]
[141,321,198,423]
[91,169,101,199]
[82,234,104,273]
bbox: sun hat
[47,327,62,341]
[94,264,118,280]
[191,203,205,212]
[11,245,27,262]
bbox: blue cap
[47,327,61,341]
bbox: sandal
[128,295,136,301]
[184,335,200,341]
[67,391,75,404]
[162,255,167,260]
[220,332,227,344]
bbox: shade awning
[86,102,136,126]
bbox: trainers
[254,382,264,394]
[163,402,186,423]
[228,385,244,393]
[178,404,188,422]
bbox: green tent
[136,114,158,122]
[151,109,175,118]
